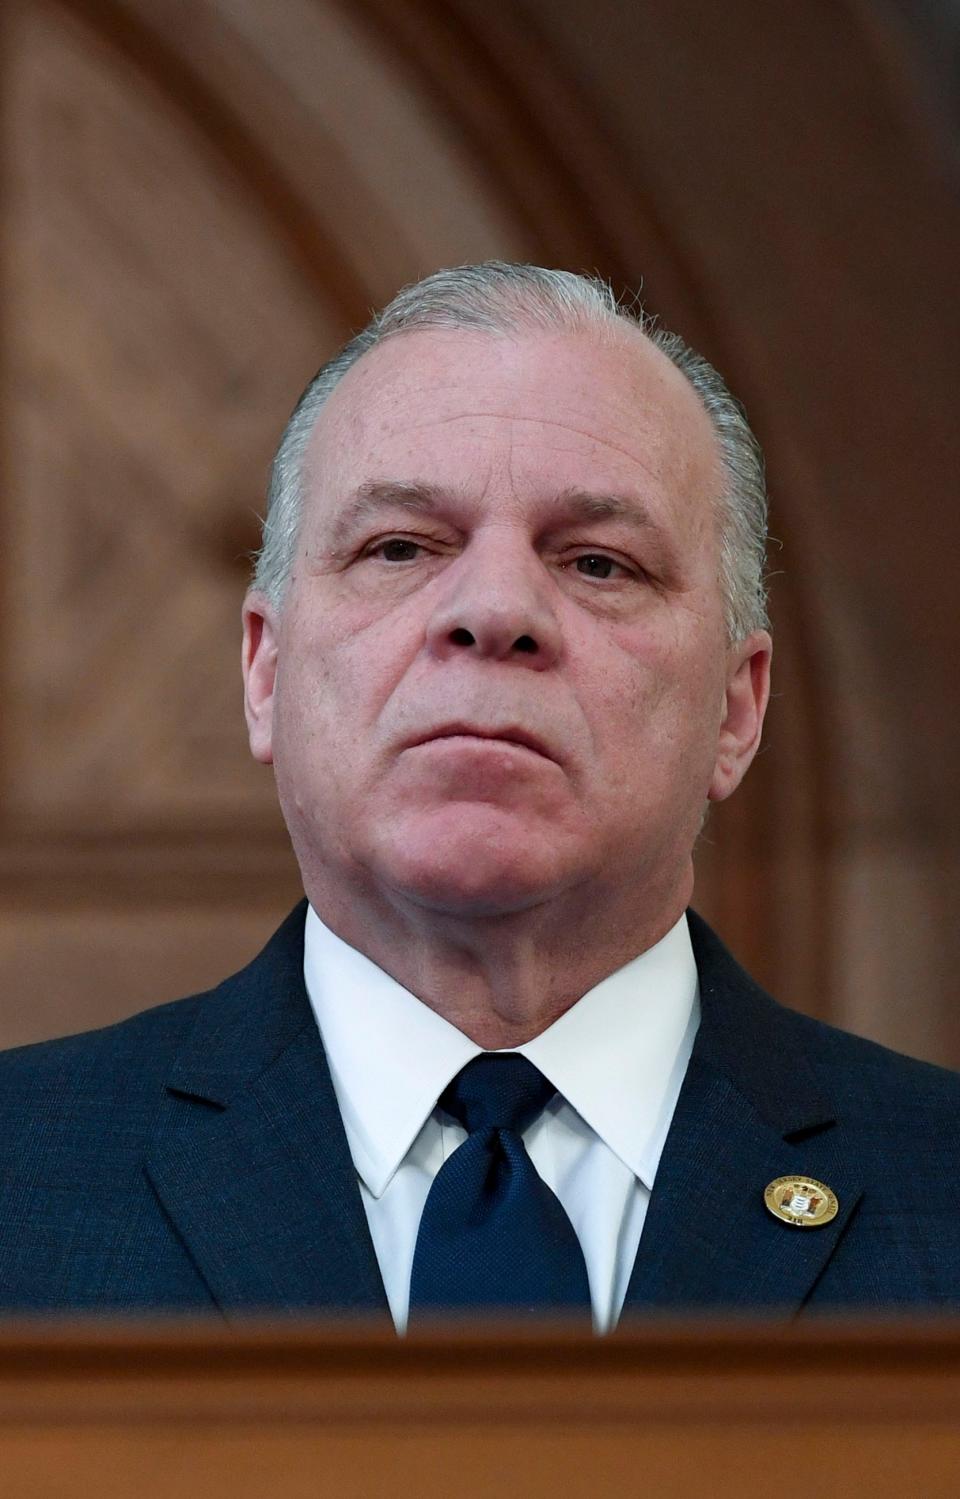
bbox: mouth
[410,725,555,762]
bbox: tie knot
[440,1053,556,1136]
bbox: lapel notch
[145,904,389,1320]
[622,914,864,1316]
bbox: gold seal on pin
[764,1176,838,1228]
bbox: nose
[424,531,562,669]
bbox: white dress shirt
[303,905,699,1333]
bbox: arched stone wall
[0,0,955,1065]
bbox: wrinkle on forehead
[319,320,705,420]
[304,326,724,539]
[415,409,683,494]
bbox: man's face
[243,326,769,923]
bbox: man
[1,263,958,1324]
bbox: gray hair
[254,262,768,639]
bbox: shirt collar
[517,916,699,1188]
[304,907,479,1197]
[304,905,698,1198]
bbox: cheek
[575,618,723,775]
[275,603,420,755]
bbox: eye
[568,552,633,581]
[367,536,424,562]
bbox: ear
[707,629,772,803]
[242,591,280,765]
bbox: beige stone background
[0,0,956,1063]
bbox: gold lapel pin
[764,1175,839,1228]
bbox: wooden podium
[1,1319,958,1497]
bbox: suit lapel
[145,904,863,1320]
[622,913,864,1316]
[145,904,389,1321]
[621,1057,863,1313]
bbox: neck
[306,867,693,1048]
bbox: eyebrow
[329,480,453,546]
[550,488,662,530]
[328,479,666,545]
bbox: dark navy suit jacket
[2,902,958,1318]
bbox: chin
[369,806,572,917]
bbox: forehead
[303,324,722,518]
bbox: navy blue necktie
[408,1053,592,1316]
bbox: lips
[409,724,554,761]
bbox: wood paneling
[1,1321,959,1497]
